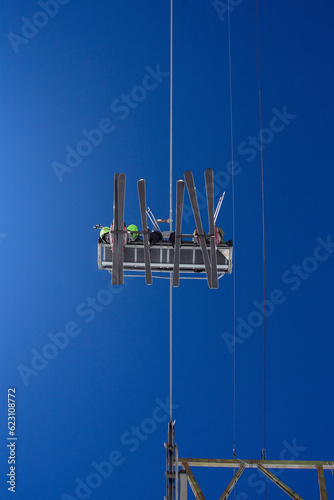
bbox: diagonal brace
[257,464,304,499]
[182,463,206,500]
[317,466,328,500]
[219,465,246,500]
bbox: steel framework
[176,458,334,500]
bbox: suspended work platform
[98,238,232,279]
[96,169,233,288]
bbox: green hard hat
[127,224,138,239]
[100,226,110,238]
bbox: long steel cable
[255,1,267,497]
[169,0,173,423]
[255,0,266,459]
[227,0,236,461]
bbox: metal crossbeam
[178,458,334,470]
[177,459,334,500]
[257,464,303,499]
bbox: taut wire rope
[255,1,267,498]
[255,0,267,460]
[227,0,237,461]
[169,0,173,423]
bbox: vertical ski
[116,173,126,285]
[112,173,119,285]
[137,179,152,285]
[184,170,212,289]
[172,179,185,287]
[205,168,218,289]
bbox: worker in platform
[192,227,232,247]
[127,223,161,246]
[150,230,162,246]
[127,224,140,242]
[99,224,129,248]
[216,227,233,247]
[169,231,175,247]
[99,226,110,244]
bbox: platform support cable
[256,0,267,460]
[255,0,268,497]
[227,0,237,464]
[169,0,173,425]
[166,1,175,499]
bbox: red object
[110,222,127,250]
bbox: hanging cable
[255,0,266,460]
[227,0,236,461]
[166,4,174,500]
[169,0,173,423]
[255,1,267,498]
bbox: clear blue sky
[1,1,333,499]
